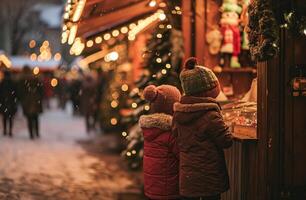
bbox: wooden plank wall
[222,140,258,200]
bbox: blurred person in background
[80,73,98,133]
[0,70,18,137]
[19,66,44,139]
[69,78,82,115]
[42,73,53,109]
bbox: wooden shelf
[213,67,257,74]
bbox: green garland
[248,0,306,62]
[272,0,306,36]
[247,0,279,61]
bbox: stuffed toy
[220,0,242,68]
[206,28,223,55]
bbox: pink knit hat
[143,85,181,115]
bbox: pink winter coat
[139,113,180,200]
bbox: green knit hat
[180,57,220,98]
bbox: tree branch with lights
[121,0,183,170]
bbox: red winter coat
[139,113,180,200]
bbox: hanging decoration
[206,28,223,55]
[219,0,242,68]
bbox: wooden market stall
[182,0,306,200]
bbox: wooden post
[182,0,193,59]
[195,0,205,64]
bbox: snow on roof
[33,4,63,29]
[11,56,61,69]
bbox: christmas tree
[121,0,183,169]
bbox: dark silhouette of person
[69,78,82,115]
[19,66,44,139]
[0,70,18,137]
[80,74,98,133]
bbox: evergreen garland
[248,0,306,61]
[247,0,279,61]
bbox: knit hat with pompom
[180,57,221,98]
[143,85,181,115]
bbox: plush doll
[206,28,223,55]
[220,0,242,68]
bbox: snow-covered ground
[0,102,140,200]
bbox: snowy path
[0,104,139,200]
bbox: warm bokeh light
[33,67,40,75]
[156,58,162,63]
[111,100,119,108]
[112,92,119,99]
[122,132,127,137]
[166,63,171,69]
[149,0,157,7]
[161,69,167,75]
[121,84,129,92]
[112,30,120,37]
[86,40,94,47]
[42,41,50,47]
[50,78,58,87]
[95,36,102,44]
[132,103,138,108]
[54,53,62,61]
[30,53,37,61]
[29,40,36,48]
[110,118,118,125]
[103,33,111,41]
[159,2,166,7]
[128,35,135,41]
[120,27,128,34]
[144,105,150,111]
[129,23,137,29]
[104,51,119,62]
[159,13,166,21]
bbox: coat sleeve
[208,111,233,149]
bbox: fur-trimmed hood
[139,113,172,131]
[173,96,221,125]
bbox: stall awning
[63,0,162,41]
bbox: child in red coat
[140,85,181,200]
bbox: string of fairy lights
[61,0,168,56]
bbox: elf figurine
[220,0,242,68]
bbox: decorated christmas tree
[121,1,183,169]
